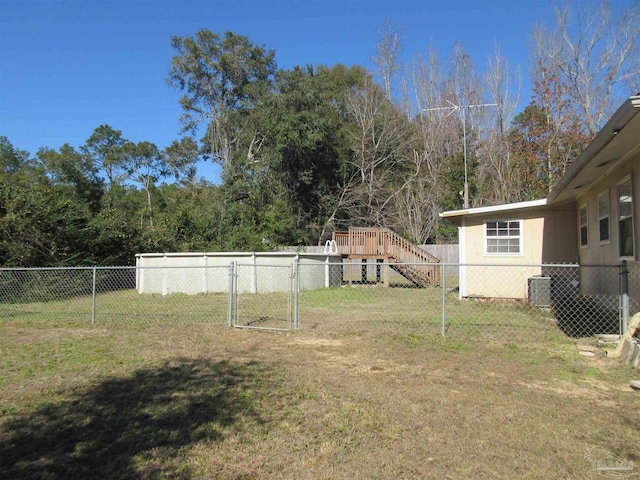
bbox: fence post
[441,263,446,337]
[294,256,300,330]
[620,260,629,335]
[251,252,257,294]
[91,267,97,326]
[227,262,235,327]
[324,255,330,288]
[203,253,209,294]
[162,254,168,296]
[288,263,293,330]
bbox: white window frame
[484,219,523,256]
[597,190,610,245]
[616,175,635,260]
[579,204,588,248]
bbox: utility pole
[423,100,497,209]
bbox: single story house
[441,94,639,304]
[440,199,577,299]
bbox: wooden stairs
[332,227,440,287]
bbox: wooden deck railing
[333,228,387,257]
[332,227,440,286]
[385,229,439,264]
[333,231,351,255]
[385,229,440,286]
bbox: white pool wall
[135,252,343,295]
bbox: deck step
[332,227,440,287]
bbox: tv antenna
[423,100,497,209]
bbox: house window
[485,220,522,255]
[598,191,610,244]
[579,205,588,248]
[617,177,634,259]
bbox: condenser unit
[528,276,551,307]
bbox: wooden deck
[332,227,440,287]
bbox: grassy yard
[0,284,566,343]
[1,298,639,479]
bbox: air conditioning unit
[528,276,551,307]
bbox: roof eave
[440,199,547,225]
[548,95,640,204]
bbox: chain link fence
[0,267,230,327]
[232,263,295,331]
[0,262,635,341]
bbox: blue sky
[0,0,629,177]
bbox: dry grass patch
[1,320,639,479]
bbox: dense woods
[2,2,638,267]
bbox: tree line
[2,1,638,267]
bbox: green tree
[164,136,201,189]
[168,30,276,181]
[0,139,97,266]
[261,64,368,244]
[87,207,141,265]
[123,141,168,227]
[0,183,95,266]
[0,136,35,175]
[37,144,104,214]
[509,101,588,198]
[82,125,128,207]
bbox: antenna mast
[423,100,497,209]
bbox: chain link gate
[229,262,297,332]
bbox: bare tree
[486,43,520,135]
[446,43,486,125]
[374,19,403,102]
[412,46,467,164]
[475,43,522,204]
[445,44,494,208]
[316,169,359,245]
[407,48,461,239]
[412,46,443,112]
[532,0,640,136]
[392,146,442,244]
[345,77,413,227]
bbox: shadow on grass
[553,295,619,338]
[0,357,271,479]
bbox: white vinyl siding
[485,220,522,255]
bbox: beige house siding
[576,156,639,264]
[541,206,579,263]
[460,207,577,299]
[574,154,640,297]
[444,97,640,306]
